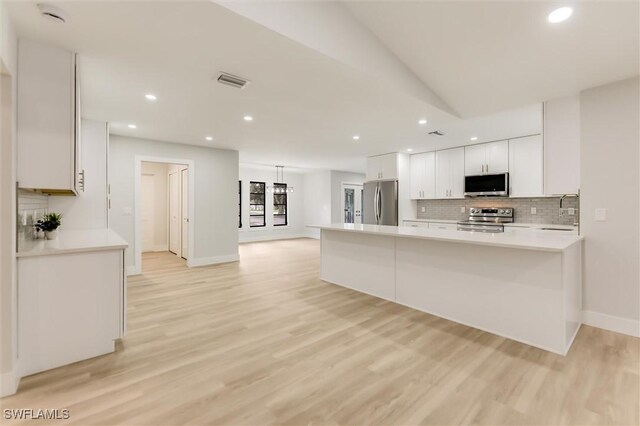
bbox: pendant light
[267,166,294,193]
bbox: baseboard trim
[188,254,239,268]
[582,310,640,337]
[142,244,168,253]
[239,232,307,243]
[0,370,19,398]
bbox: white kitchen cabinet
[544,95,580,195]
[17,40,82,195]
[509,135,543,197]
[403,220,429,228]
[464,140,509,176]
[18,247,126,377]
[410,152,436,199]
[436,147,465,198]
[366,153,398,181]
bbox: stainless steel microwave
[464,173,509,197]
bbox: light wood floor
[3,238,638,425]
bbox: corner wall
[109,135,239,274]
[330,170,365,223]
[303,170,331,238]
[580,76,639,336]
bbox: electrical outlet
[460,207,465,213]
[595,208,606,222]
[421,206,426,213]
[531,207,537,215]
[568,208,575,216]
[123,207,133,216]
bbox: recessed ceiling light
[145,94,157,101]
[470,136,478,141]
[407,148,413,152]
[418,119,427,125]
[205,136,213,141]
[243,115,253,121]
[548,7,573,23]
[128,124,137,129]
[352,135,360,140]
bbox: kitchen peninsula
[311,224,584,355]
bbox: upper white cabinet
[464,140,509,176]
[366,153,399,181]
[544,95,580,195]
[18,40,82,195]
[436,147,465,198]
[509,135,543,197]
[410,152,436,199]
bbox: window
[238,181,242,228]
[249,181,265,227]
[273,183,287,226]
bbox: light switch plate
[460,207,465,213]
[531,207,537,215]
[421,206,426,213]
[595,208,607,221]
[123,207,133,216]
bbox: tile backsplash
[18,189,49,242]
[416,196,578,226]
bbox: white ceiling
[6,1,638,173]
[345,1,640,118]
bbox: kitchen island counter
[311,224,583,355]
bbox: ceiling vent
[428,130,445,136]
[216,72,250,89]
[38,3,67,23]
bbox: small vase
[44,230,59,240]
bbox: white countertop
[310,223,583,252]
[402,218,577,230]
[17,229,128,258]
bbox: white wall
[0,0,18,396]
[109,135,238,273]
[239,165,306,242]
[580,77,639,336]
[49,119,109,229]
[303,170,331,238]
[141,162,168,252]
[330,170,365,223]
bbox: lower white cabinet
[402,220,429,228]
[18,249,126,377]
[509,135,543,197]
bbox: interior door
[141,174,155,252]
[168,171,180,256]
[180,168,188,260]
[342,184,363,224]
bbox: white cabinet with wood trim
[464,140,509,176]
[509,135,544,197]
[17,40,82,195]
[435,147,465,199]
[410,152,436,199]
[366,153,399,181]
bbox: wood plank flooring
[2,238,638,425]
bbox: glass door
[342,183,363,224]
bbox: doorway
[136,158,192,273]
[341,183,363,224]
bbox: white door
[168,171,180,256]
[435,150,451,199]
[485,140,509,174]
[180,168,189,260]
[464,144,486,176]
[141,174,155,252]
[509,135,543,197]
[410,153,426,199]
[342,183,363,224]
[449,147,465,198]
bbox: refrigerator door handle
[374,185,379,223]
[377,185,383,224]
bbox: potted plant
[34,212,62,240]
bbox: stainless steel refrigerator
[363,180,398,226]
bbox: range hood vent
[216,72,250,89]
[428,130,445,136]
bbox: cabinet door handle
[486,164,489,173]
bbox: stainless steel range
[457,207,514,233]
